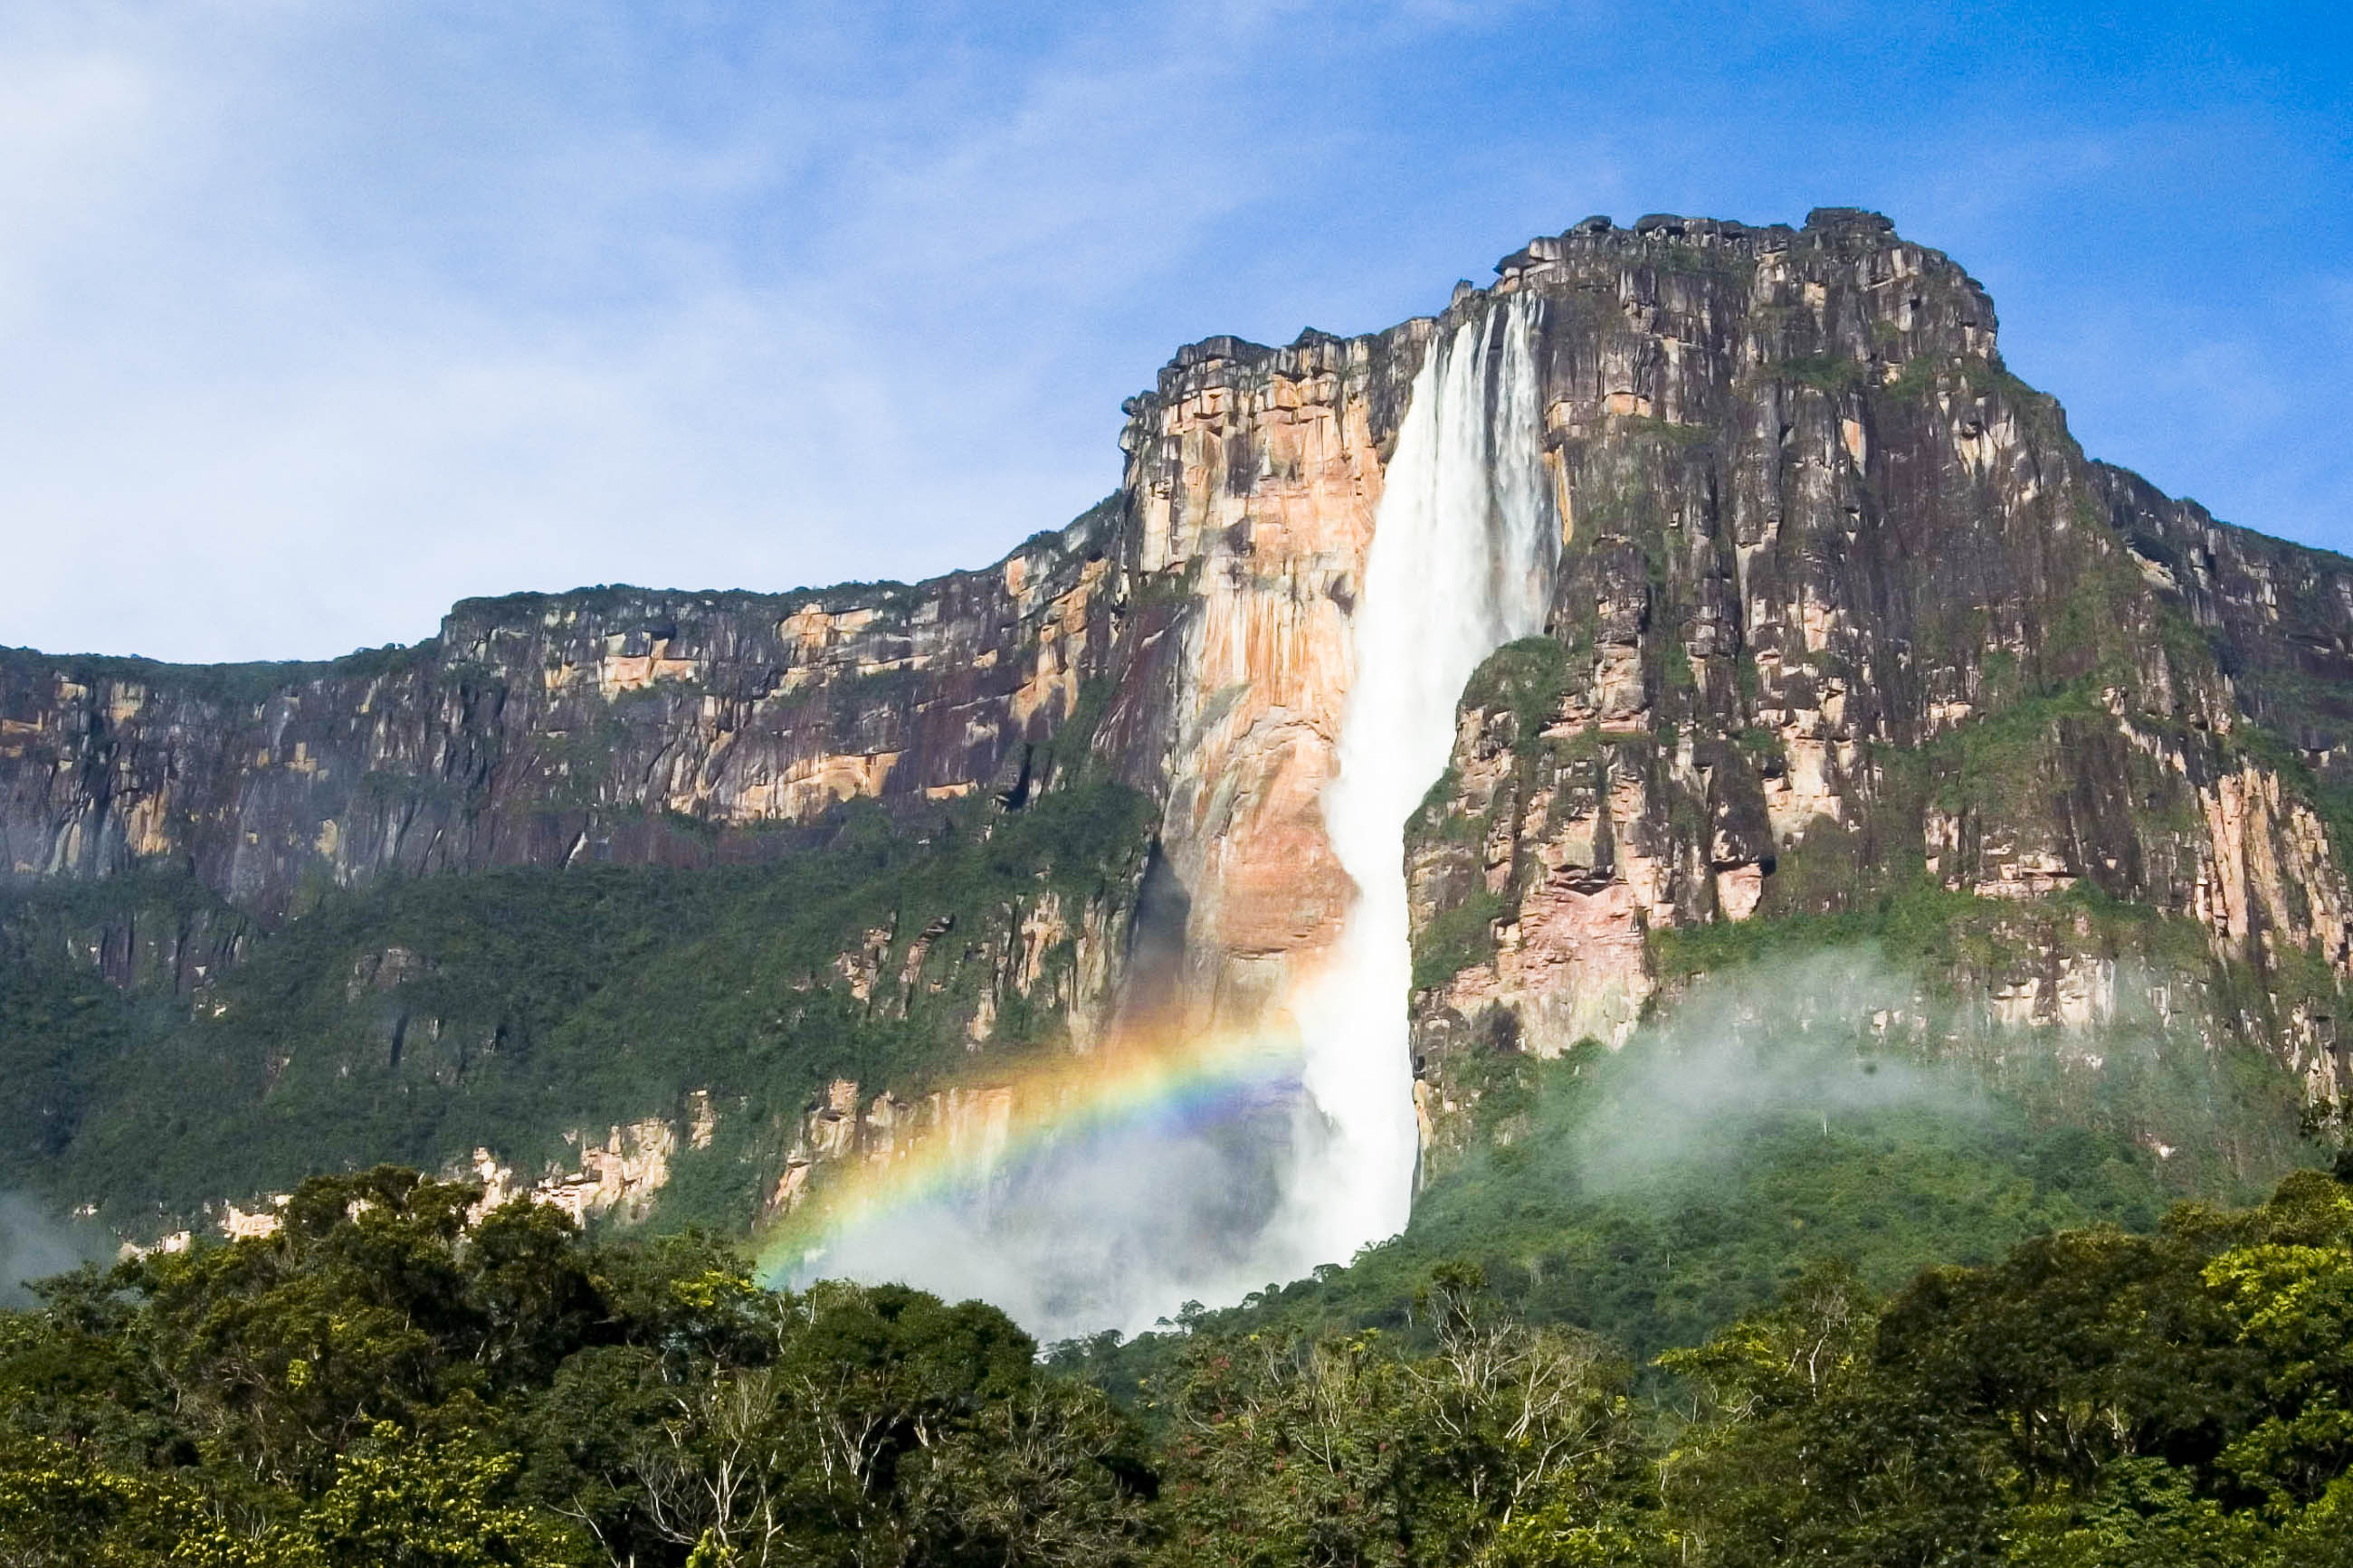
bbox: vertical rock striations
[1390,210,2353,1145]
[3,505,1124,921]
[6,207,2353,1229]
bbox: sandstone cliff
[5,207,2348,1231]
[1387,212,2353,1154]
[3,499,1129,920]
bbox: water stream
[1280,291,1556,1267]
[795,295,1556,1339]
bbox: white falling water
[1280,292,1555,1267]
[792,298,1552,1342]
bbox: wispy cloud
[0,4,1348,660]
[3,2,2347,661]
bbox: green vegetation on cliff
[0,781,1154,1232]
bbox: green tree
[1153,1266,1665,1568]
[280,1421,587,1567]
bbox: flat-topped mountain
[4,208,2347,1264]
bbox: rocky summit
[3,207,2348,1252]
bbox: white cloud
[0,4,1354,660]
[0,3,2344,660]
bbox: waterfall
[790,296,1554,1340]
[1281,292,1555,1264]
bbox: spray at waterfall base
[752,1017,1342,1338]
[761,297,1560,1338]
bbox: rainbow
[752,1020,1310,1288]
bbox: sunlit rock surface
[8,206,2353,1247]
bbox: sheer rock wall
[1391,211,2353,1131]
[3,507,1126,922]
[9,208,2353,1194]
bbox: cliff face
[2,502,1129,921]
[1111,328,1426,1028]
[5,206,2350,1231]
[1390,212,2353,1145]
[1104,208,2353,1146]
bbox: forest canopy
[3,1160,2351,1566]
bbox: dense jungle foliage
[5,1159,2353,1566]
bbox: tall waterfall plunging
[776,297,1555,1340]
[1281,293,1556,1265]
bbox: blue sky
[6,1,2347,662]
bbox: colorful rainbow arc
[752,1021,1308,1286]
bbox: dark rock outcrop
[7,208,2352,1224]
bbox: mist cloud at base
[1567,949,1964,1190]
[1476,944,2303,1221]
[0,1193,110,1307]
[798,954,1941,1341]
[798,945,2307,1344]
[799,1074,1329,1342]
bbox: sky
[4,1,2347,664]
